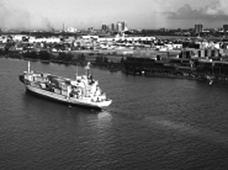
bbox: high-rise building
[88,27,94,33]
[194,24,203,34]
[223,25,228,32]
[111,23,115,32]
[101,24,109,32]
[116,21,127,32]
[121,21,126,31]
[116,22,122,32]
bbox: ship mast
[28,61,31,73]
[85,62,91,76]
[75,64,78,80]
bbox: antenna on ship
[28,61,31,73]
[85,62,91,76]
[75,64,78,80]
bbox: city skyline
[1,0,228,30]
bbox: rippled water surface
[0,58,228,170]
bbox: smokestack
[62,23,65,32]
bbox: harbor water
[0,58,228,170]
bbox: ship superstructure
[19,62,112,109]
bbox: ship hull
[25,85,112,110]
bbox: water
[0,58,228,170]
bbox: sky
[1,0,228,30]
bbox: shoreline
[1,52,228,85]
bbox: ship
[19,61,112,109]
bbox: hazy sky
[1,0,228,30]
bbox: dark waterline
[0,58,228,170]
